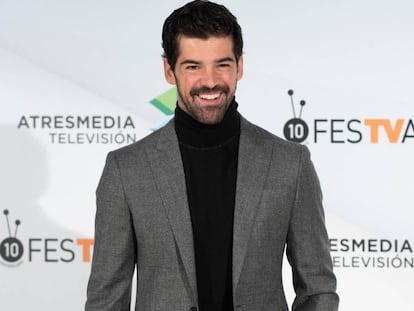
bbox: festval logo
[283,89,308,143]
[0,209,93,267]
[282,89,414,144]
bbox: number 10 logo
[284,118,309,143]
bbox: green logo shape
[150,87,177,115]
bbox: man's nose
[201,67,219,88]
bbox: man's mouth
[198,93,221,100]
[190,85,229,103]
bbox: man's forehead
[176,35,236,58]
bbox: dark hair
[162,0,243,69]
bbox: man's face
[164,35,243,124]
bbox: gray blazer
[85,117,339,311]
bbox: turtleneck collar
[174,98,241,149]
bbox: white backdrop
[1,1,413,310]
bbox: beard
[176,83,236,124]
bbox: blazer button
[189,307,197,311]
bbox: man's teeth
[199,93,220,100]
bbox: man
[85,1,339,310]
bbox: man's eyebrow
[179,57,236,66]
[179,59,201,66]
[216,57,236,63]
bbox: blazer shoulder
[109,119,174,160]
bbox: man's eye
[218,63,231,68]
[186,65,199,70]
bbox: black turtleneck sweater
[174,101,241,311]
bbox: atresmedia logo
[0,210,24,265]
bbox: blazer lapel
[233,118,274,294]
[146,120,197,303]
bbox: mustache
[190,85,230,97]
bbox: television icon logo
[1,209,24,263]
[283,89,309,143]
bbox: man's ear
[163,58,176,85]
[236,55,244,81]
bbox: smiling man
[85,1,339,311]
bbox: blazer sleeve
[85,151,136,311]
[286,146,339,311]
